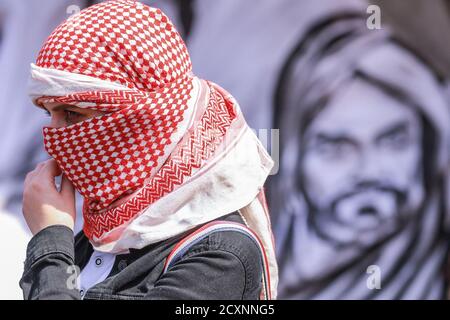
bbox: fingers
[33,159,61,175]
[40,159,62,185]
[22,162,77,235]
[60,174,75,198]
[36,162,46,170]
[43,159,62,177]
[26,159,62,190]
[24,160,49,187]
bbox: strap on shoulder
[163,220,272,300]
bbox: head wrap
[28,0,277,298]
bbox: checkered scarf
[30,0,201,240]
[27,1,278,296]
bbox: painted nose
[355,149,382,183]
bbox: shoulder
[201,226,264,269]
[169,215,263,298]
[177,212,263,273]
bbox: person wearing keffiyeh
[20,0,277,300]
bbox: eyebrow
[315,133,356,145]
[376,121,409,141]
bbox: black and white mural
[273,13,450,299]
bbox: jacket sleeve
[144,231,263,300]
[20,225,81,300]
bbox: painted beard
[304,181,422,248]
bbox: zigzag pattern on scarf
[44,77,191,112]
[39,77,190,114]
[84,84,237,239]
[57,91,148,110]
[40,90,145,107]
[42,78,193,212]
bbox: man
[273,13,450,299]
[20,0,277,300]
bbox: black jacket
[20,212,263,300]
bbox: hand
[23,159,76,235]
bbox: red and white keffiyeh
[28,0,277,298]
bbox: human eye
[64,109,84,124]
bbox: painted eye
[319,142,351,158]
[378,128,409,150]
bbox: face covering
[28,0,278,298]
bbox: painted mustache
[329,181,407,214]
